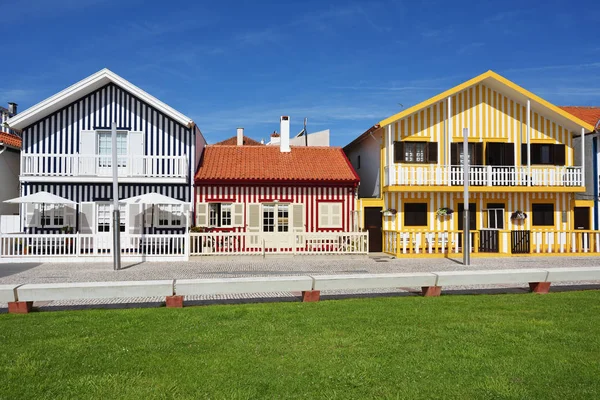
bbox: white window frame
[40,204,65,228]
[483,208,505,230]
[207,202,234,228]
[96,202,126,233]
[261,203,290,233]
[157,204,184,227]
[96,130,129,168]
[318,202,343,229]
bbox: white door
[95,203,127,251]
[262,204,293,250]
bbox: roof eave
[6,68,194,130]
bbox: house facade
[194,117,359,251]
[5,69,204,236]
[348,71,595,257]
[566,107,600,229]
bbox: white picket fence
[190,232,368,256]
[0,233,189,262]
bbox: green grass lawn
[1,292,599,400]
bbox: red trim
[258,197,294,203]
[205,198,236,202]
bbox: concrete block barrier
[434,269,549,286]
[544,267,600,282]
[0,284,21,303]
[311,273,437,291]
[16,280,174,302]
[175,276,313,296]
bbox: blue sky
[1,0,599,146]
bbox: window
[521,144,565,166]
[318,202,343,229]
[484,203,505,230]
[97,203,125,232]
[158,205,183,227]
[404,203,427,227]
[40,204,64,227]
[394,142,437,163]
[532,204,554,226]
[97,131,128,167]
[278,204,289,232]
[451,142,483,165]
[263,204,275,232]
[208,203,233,227]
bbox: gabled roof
[195,145,359,184]
[379,70,595,133]
[214,135,263,146]
[6,68,194,130]
[559,106,600,131]
[0,131,21,149]
[344,124,381,150]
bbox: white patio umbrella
[120,192,187,233]
[4,191,76,228]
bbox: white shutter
[331,203,342,228]
[129,131,144,176]
[196,203,208,227]
[64,204,76,228]
[292,203,305,232]
[79,130,96,175]
[247,203,261,232]
[79,202,95,234]
[233,203,244,227]
[129,203,142,234]
[319,203,329,228]
[25,203,39,228]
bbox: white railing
[21,154,188,179]
[384,230,482,255]
[531,231,600,254]
[389,165,583,187]
[190,232,368,256]
[0,233,188,261]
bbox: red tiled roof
[213,135,263,146]
[560,106,600,129]
[195,146,359,184]
[0,131,21,149]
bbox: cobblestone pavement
[1,255,598,310]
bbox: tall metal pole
[463,127,470,266]
[111,121,121,270]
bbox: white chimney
[236,128,244,146]
[280,116,290,152]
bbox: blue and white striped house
[6,68,205,235]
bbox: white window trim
[96,202,127,233]
[39,204,65,228]
[483,208,505,230]
[261,203,290,233]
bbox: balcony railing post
[487,165,492,186]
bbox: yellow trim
[529,138,556,144]
[574,200,594,207]
[360,198,384,207]
[451,137,484,142]
[379,70,595,132]
[481,138,508,143]
[384,186,586,193]
[400,136,434,142]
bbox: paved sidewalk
[1,255,598,310]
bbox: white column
[581,127,586,186]
[447,96,452,186]
[527,99,531,186]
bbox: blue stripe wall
[21,82,194,181]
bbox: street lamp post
[111,121,121,271]
[463,127,470,266]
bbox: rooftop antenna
[304,118,308,146]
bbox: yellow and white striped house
[345,71,597,257]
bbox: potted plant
[381,208,397,217]
[436,207,454,218]
[510,211,527,221]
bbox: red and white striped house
[194,119,360,245]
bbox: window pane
[221,204,232,227]
[541,145,551,164]
[263,205,275,232]
[532,204,554,226]
[404,203,427,226]
[404,143,414,162]
[277,204,289,232]
[209,203,220,227]
[415,143,425,163]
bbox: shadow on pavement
[0,263,42,278]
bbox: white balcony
[21,154,188,183]
[385,165,583,187]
